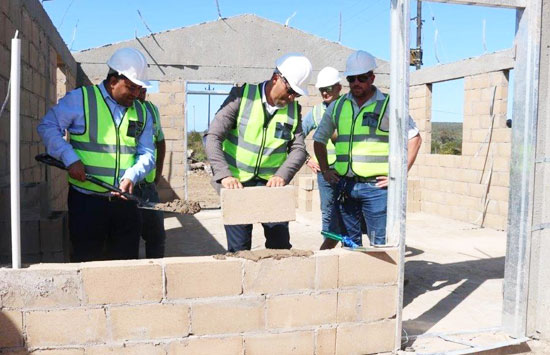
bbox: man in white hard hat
[313,50,422,246]
[301,66,347,249]
[38,47,155,261]
[205,52,312,252]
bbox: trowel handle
[35,153,139,202]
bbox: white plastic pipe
[10,31,21,269]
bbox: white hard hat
[107,47,151,88]
[343,50,377,77]
[275,53,312,96]
[315,67,341,88]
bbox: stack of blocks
[0,248,399,354]
[298,176,319,212]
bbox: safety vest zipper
[254,126,268,177]
[347,105,357,174]
[114,119,121,184]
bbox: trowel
[35,153,177,213]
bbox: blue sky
[43,0,517,127]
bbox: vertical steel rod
[389,0,411,350]
[10,32,21,269]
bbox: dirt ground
[186,169,220,208]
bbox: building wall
[0,0,78,263]
[409,71,511,230]
[0,249,398,354]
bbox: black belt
[345,176,379,183]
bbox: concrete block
[337,290,361,323]
[488,185,509,202]
[85,344,164,355]
[335,320,396,355]
[163,127,183,140]
[311,191,321,211]
[110,303,190,341]
[316,327,337,355]
[299,176,314,191]
[81,262,163,304]
[165,257,243,299]
[244,331,314,355]
[361,286,398,321]
[167,336,243,355]
[338,249,399,287]
[298,187,313,201]
[0,310,23,348]
[266,293,337,328]
[221,186,296,224]
[26,308,107,347]
[243,256,315,294]
[315,253,338,290]
[191,297,265,335]
[298,197,313,212]
[0,268,81,308]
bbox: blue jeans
[134,182,166,258]
[338,179,387,246]
[224,179,291,252]
[317,173,345,235]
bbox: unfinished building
[1,0,550,353]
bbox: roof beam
[410,48,515,86]
[422,0,526,9]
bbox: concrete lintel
[423,0,526,9]
[22,0,77,75]
[410,48,515,86]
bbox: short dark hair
[106,69,124,82]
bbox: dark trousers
[224,179,291,252]
[134,182,166,258]
[68,187,141,262]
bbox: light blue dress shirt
[37,82,155,194]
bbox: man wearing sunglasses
[313,50,422,247]
[301,67,347,249]
[38,48,155,261]
[205,53,312,252]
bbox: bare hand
[221,176,243,189]
[322,169,340,184]
[111,178,134,200]
[266,175,286,187]
[376,176,389,188]
[67,160,86,182]
[306,159,321,173]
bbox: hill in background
[431,122,463,155]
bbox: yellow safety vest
[311,102,337,166]
[222,83,299,182]
[69,85,146,192]
[144,101,160,183]
[333,94,390,178]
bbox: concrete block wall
[409,71,511,230]
[0,0,77,263]
[147,81,186,201]
[0,249,399,354]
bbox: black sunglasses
[279,74,301,97]
[346,74,372,83]
[319,85,335,93]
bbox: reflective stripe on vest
[333,94,390,178]
[222,83,298,182]
[68,85,145,192]
[311,102,336,166]
[144,101,160,183]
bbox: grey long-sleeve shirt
[205,82,307,184]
